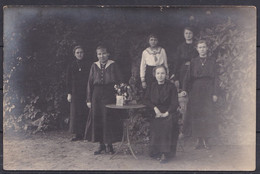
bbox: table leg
[110,118,138,160]
[126,122,138,159]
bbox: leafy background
[3,7,256,145]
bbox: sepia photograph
[3,6,256,170]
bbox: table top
[105,104,146,109]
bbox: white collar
[146,47,162,55]
[95,59,115,69]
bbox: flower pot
[116,95,124,106]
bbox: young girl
[140,34,169,89]
[66,45,90,141]
[183,40,218,150]
[85,45,123,155]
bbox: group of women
[66,27,218,164]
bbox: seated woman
[144,65,180,163]
[140,34,169,89]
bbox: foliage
[196,18,255,145]
[4,8,255,146]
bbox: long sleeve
[87,64,94,103]
[213,61,218,96]
[140,51,146,82]
[162,48,169,76]
[66,64,72,94]
[167,84,179,114]
[182,61,191,92]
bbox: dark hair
[183,27,194,33]
[153,65,167,77]
[147,34,159,42]
[73,45,83,54]
[196,40,207,47]
[96,45,109,53]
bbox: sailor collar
[95,60,115,69]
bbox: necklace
[76,60,82,71]
[200,58,207,66]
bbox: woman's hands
[154,107,161,118]
[87,102,91,108]
[142,81,147,89]
[154,107,169,118]
[67,94,72,102]
[179,91,187,97]
[213,95,218,102]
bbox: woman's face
[197,43,208,57]
[184,29,193,40]
[97,49,109,64]
[149,37,158,48]
[74,48,84,60]
[155,67,166,83]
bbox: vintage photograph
[3,6,256,170]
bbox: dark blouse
[174,42,198,80]
[66,59,89,94]
[87,60,122,102]
[183,56,218,94]
[144,81,179,114]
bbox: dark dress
[144,81,180,158]
[85,60,123,144]
[175,42,198,89]
[183,56,218,138]
[145,65,156,87]
[66,59,90,136]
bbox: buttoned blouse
[87,60,122,102]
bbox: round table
[105,104,146,160]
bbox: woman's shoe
[159,153,168,164]
[203,139,210,150]
[71,134,83,141]
[94,143,106,155]
[106,144,115,155]
[194,138,202,150]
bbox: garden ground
[3,130,254,171]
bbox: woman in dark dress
[66,45,90,141]
[174,27,198,138]
[183,40,218,149]
[144,65,180,163]
[85,45,123,155]
[174,27,198,89]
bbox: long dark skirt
[145,65,156,88]
[69,88,88,136]
[150,113,179,158]
[187,78,215,138]
[85,85,123,144]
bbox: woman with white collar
[85,45,123,155]
[140,34,169,89]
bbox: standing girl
[140,34,169,89]
[175,27,198,138]
[85,45,123,155]
[183,40,218,149]
[66,45,90,141]
[174,27,198,89]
